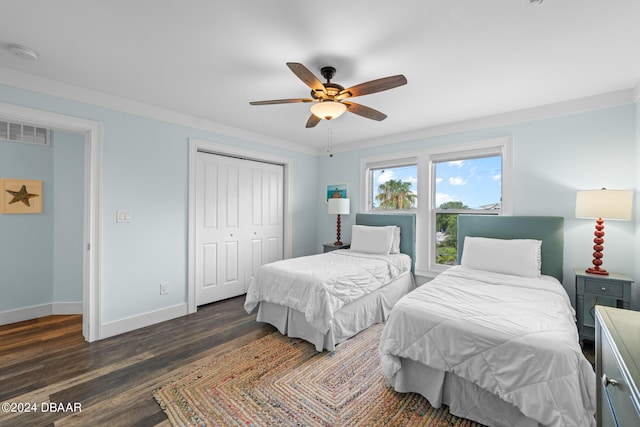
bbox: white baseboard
[52,302,83,315]
[99,303,188,340]
[1,303,189,341]
[0,302,82,326]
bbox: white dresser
[595,306,640,426]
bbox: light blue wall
[0,84,318,324]
[0,128,84,311]
[0,138,54,310]
[1,80,636,329]
[509,106,635,301]
[317,104,638,308]
[52,131,85,303]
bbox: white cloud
[435,177,443,184]
[448,160,464,167]
[449,176,467,186]
[436,193,457,206]
[406,176,417,186]
[377,169,395,184]
[492,174,501,181]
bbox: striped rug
[153,324,483,426]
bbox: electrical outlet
[160,283,169,295]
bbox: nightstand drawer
[600,326,640,427]
[585,280,623,298]
[575,269,633,346]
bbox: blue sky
[372,156,502,209]
[435,156,502,209]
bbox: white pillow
[350,225,395,254]
[390,226,401,254]
[460,236,542,278]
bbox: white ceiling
[1,0,639,153]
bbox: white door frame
[187,137,292,313]
[0,102,103,342]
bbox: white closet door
[195,152,283,305]
[246,161,284,284]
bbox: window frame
[424,138,512,275]
[360,155,418,214]
[360,137,512,277]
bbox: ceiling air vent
[0,119,50,146]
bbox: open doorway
[0,102,102,341]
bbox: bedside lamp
[328,198,350,246]
[575,188,633,275]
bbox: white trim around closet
[187,137,293,314]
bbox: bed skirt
[256,271,415,351]
[390,357,539,427]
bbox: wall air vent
[0,119,50,146]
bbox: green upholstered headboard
[355,213,416,272]
[457,215,564,281]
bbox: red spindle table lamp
[328,198,350,246]
[575,188,633,275]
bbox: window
[362,157,418,212]
[427,138,512,273]
[434,154,502,265]
[360,137,511,276]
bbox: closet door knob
[602,374,619,388]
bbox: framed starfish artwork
[0,178,43,214]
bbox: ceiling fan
[250,62,407,128]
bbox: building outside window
[434,154,502,265]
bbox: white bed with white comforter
[380,266,596,427]
[379,216,596,427]
[245,250,411,332]
[245,213,416,351]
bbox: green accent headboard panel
[457,215,564,281]
[355,213,416,272]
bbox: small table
[575,268,633,345]
[322,243,350,253]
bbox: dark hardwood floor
[0,296,597,427]
[0,296,275,427]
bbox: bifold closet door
[195,152,283,306]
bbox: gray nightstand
[322,243,350,253]
[575,268,633,345]
[595,306,640,427]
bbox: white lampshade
[311,101,347,120]
[328,198,350,215]
[575,189,633,220]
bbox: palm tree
[375,179,416,209]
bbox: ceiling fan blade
[250,98,314,105]
[336,75,407,99]
[287,62,327,97]
[305,114,321,128]
[343,102,387,121]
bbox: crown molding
[1,66,635,158]
[0,66,317,156]
[326,88,637,155]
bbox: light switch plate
[116,210,133,223]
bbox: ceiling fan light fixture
[310,101,347,120]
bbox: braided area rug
[153,323,483,426]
